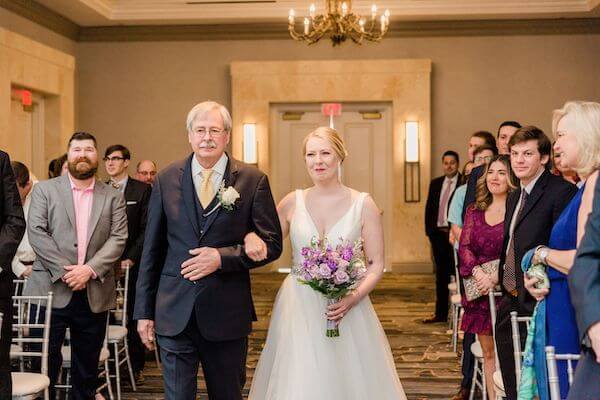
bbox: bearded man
[26,132,128,399]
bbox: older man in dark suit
[568,176,600,399]
[0,150,26,399]
[135,101,282,400]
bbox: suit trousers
[157,312,248,400]
[0,272,13,400]
[568,347,600,400]
[495,295,528,400]
[428,229,454,320]
[125,271,145,374]
[47,291,107,400]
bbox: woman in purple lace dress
[459,155,517,400]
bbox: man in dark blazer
[104,144,152,381]
[568,176,600,399]
[0,150,26,399]
[424,150,461,323]
[493,126,576,399]
[134,101,282,400]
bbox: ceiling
[34,0,600,26]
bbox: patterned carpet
[121,273,462,400]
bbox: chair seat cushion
[493,370,505,393]
[470,341,483,358]
[11,372,50,396]
[108,325,128,342]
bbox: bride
[245,127,406,400]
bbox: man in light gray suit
[27,132,127,399]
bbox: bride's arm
[327,195,384,321]
[276,191,295,239]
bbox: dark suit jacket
[0,150,26,289]
[134,154,282,340]
[122,178,151,265]
[499,170,577,312]
[425,174,461,237]
[569,176,600,344]
[462,164,485,219]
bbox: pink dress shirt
[68,174,97,277]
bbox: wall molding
[2,1,600,42]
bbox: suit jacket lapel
[86,181,107,245]
[58,175,77,228]
[182,154,201,239]
[200,155,239,241]
[515,170,549,230]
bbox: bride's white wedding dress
[249,190,407,400]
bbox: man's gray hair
[186,101,232,134]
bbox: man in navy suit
[568,176,600,399]
[134,101,282,400]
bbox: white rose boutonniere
[218,184,240,211]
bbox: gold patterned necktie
[503,190,528,294]
[200,169,215,208]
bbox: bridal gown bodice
[290,189,365,267]
[248,189,406,400]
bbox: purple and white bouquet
[296,236,367,337]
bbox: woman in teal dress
[525,101,600,399]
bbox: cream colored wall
[0,28,75,174]
[75,35,600,178]
[0,8,76,56]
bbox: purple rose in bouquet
[296,236,367,337]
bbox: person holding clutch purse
[459,155,518,400]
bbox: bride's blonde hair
[302,126,348,162]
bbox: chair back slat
[110,266,130,328]
[545,345,581,400]
[510,311,532,387]
[488,291,503,371]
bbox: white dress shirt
[191,152,228,203]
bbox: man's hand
[121,259,134,270]
[62,265,94,291]
[588,322,600,363]
[137,319,156,351]
[244,232,267,262]
[524,274,549,301]
[181,247,221,281]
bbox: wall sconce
[404,121,420,203]
[243,123,258,165]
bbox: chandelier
[288,0,390,46]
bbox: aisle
[123,273,462,400]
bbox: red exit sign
[321,103,342,117]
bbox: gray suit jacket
[25,175,128,313]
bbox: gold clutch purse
[463,259,500,301]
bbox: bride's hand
[244,232,267,262]
[326,291,360,322]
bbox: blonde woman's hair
[475,155,518,211]
[552,101,600,177]
[302,126,348,162]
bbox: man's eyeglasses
[474,155,493,164]
[191,128,227,137]
[138,171,156,176]
[103,156,126,162]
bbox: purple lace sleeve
[458,206,479,277]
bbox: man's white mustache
[199,141,217,149]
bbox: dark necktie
[503,190,528,294]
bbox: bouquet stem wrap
[326,298,340,337]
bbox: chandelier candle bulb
[341,2,348,16]
[359,19,365,32]
[304,17,310,34]
[371,4,377,19]
[289,9,295,24]
[309,4,316,18]
[384,9,390,23]
[380,15,385,31]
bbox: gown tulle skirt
[248,274,407,400]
